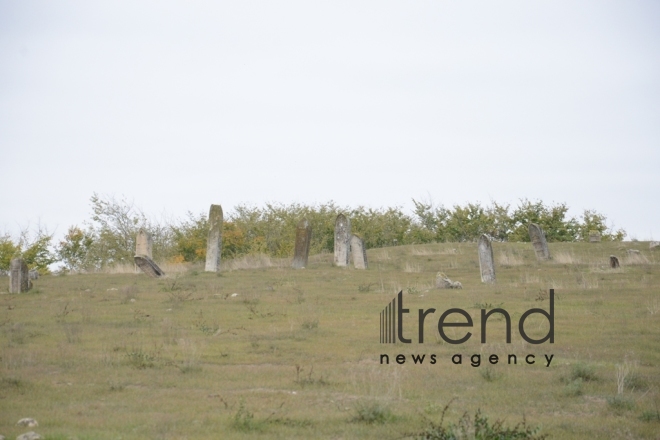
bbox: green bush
[607,395,635,411]
[351,401,393,424]
[0,227,54,274]
[412,407,547,439]
[569,362,599,382]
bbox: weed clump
[568,362,598,382]
[563,378,584,397]
[607,395,635,412]
[351,401,393,424]
[480,367,502,382]
[639,406,660,422]
[408,399,546,440]
[231,402,265,432]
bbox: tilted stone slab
[528,223,550,260]
[477,234,496,283]
[292,219,312,269]
[134,255,165,278]
[205,204,223,272]
[10,258,31,293]
[136,228,153,258]
[350,234,368,269]
[334,214,351,267]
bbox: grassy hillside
[1,241,659,439]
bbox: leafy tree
[0,234,21,273]
[508,200,579,242]
[56,226,95,271]
[0,228,55,274]
[578,210,626,241]
[85,193,173,267]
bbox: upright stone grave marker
[589,231,601,243]
[205,204,223,272]
[350,234,368,270]
[9,258,30,293]
[292,219,312,269]
[609,255,620,269]
[136,228,153,258]
[528,223,550,260]
[334,214,351,267]
[477,234,496,283]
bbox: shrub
[351,401,393,424]
[411,405,547,440]
[568,362,598,382]
[563,378,584,397]
[231,402,265,432]
[607,395,635,411]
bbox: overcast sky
[1,1,658,241]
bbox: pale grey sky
[1,1,658,240]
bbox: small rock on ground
[16,432,43,440]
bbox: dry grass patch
[403,261,422,273]
[498,250,524,267]
[225,254,288,271]
[623,252,651,265]
[553,251,581,265]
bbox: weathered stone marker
[350,234,368,269]
[134,255,165,278]
[589,231,601,243]
[609,255,620,268]
[528,223,550,260]
[477,234,496,283]
[334,214,351,267]
[650,241,660,250]
[435,272,462,289]
[28,269,39,280]
[9,259,30,293]
[292,219,312,269]
[136,228,153,258]
[205,204,223,272]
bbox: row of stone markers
[332,214,368,269]
[8,259,39,293]
[477,223,551,284]
[132,206,368,278]
[133,204,224,278]
[292,214,368,270]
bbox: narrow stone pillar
[292,219,312,269]
[350,234,368,269]
[334,214,351,267]
[528,223,550,260]
[205,204,223,272]
[477,234,496,283]
[9,258,30,293]
[136,228,153,258]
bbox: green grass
[0,241,658,439]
